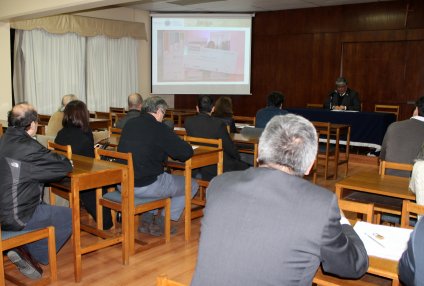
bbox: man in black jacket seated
[0,103,73,279]
[184,95,249,181]
[118,96,198,236]
[324,77,361,111]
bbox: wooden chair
[401,200,424,229]
[95,111,112,129]
[233,115,255,126]
[306,103,323,109]
[38,114,51,125]
[313,121,350,180]
[1,226,57,285]
[372,161,413,224]
[114,113,126,125]
[313,122,334,180]
[183,136,223,219]
[109,107,125,113]
[0,123,3,136]
[380,160,413,177]
[374,104,399,121]
[338,199,374,224]
[47,141,72,206]
[157,275,187,286]
[95,149,171,254]
[109,126,122,137]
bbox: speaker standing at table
[191,114,368,286]
[324,77,361,111]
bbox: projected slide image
[158,30,245,82]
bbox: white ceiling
[125,0,391,13]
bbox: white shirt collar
[411,116,424,122]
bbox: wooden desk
[89,118,110,130]
[167,147,223,241]
[167,110,196,127]
[336,171,414,216]
[67,154,129,282]
[314,256,399,286]
[231,133,259,167]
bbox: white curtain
[86,36,139,112]
[20,29,86,114]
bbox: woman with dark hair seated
[212,96,237,133]
[55,100,113,229]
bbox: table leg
[120,168,130,264]
[71,178,82,282]
[184,160,192,241]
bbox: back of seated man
[380,96,424,176]
[118,96,198,236]
[255,91,288,128]
[191,114,368,286]
[399,216,424,286]
[0,103,73,280]
[184,95,249,181]
[115,92,143,129]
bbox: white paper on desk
[353,221,412,261]
[235,123,254,129]
[192,145,199,149]
[330,109,358,112]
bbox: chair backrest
[95,148,133,189]
[109,126,122,137]
[184,136,223,150]
[109,107,125,113]
[233,115,255,126]
[38,114,51,125]
[47,141,72,159]
[374,104,399,121]
[306,103,323,109]
[95,111,111,119]
[380,160,413,177]
[401,200,424,229]
[338,199,374,223]
[157,275,187,286]
[114,112,126,123]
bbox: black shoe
[7,246,43,280]
[137,213,155,234]
[153,216,177,236]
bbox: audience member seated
[185,95,249,181]
[55,100,113,229]
[399,217,424,286]
[0,103,72,279]
[118,96,198,236]
[380,96,424,176]
[255,91,288,128]
[410,143,424,209]
[115,93,143,129]
[191,114,368,285]
[324,77,361,111]
[46,94,78,136]
[212,96,237,133]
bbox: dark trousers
[22,203,72,265]
[80,188,113,230]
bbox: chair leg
[47,226,57,282]
[164,199,171,243]
[0,233,4,286]
[129,212,135,255]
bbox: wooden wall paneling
[406,0,424,29]
[311,33,342,106]
[341,41,406,112]
[403,40,424,119]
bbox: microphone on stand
[329,92,335,110]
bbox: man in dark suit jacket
[184,95,249,181]
[324,77,361,111]
[399,217,424,286]
[191,114,368,286]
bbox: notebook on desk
[353,221,412,261]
